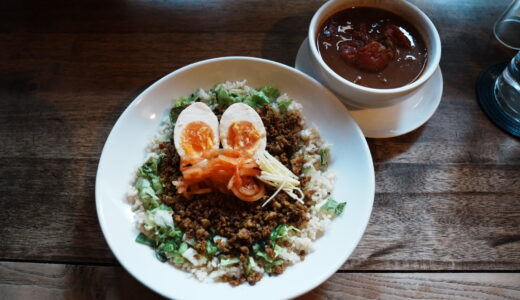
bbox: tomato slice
[231,177,265,202]
[177,148,265,202]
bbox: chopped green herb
[320,198,346,215]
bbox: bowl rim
[95,56,376,300]
[308,0,442,95]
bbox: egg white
[219,103,267,156]
[173,102,219,159]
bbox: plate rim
[95,56,375,299]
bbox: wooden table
[1,0,519,298]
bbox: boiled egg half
[219,103,266,157]
[174,102,219,159]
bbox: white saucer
[295,38,443,138]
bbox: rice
[128,81,338,284]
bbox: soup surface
[317,7,428,89]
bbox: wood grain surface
[1,262,519,300]
[1,0,519,298]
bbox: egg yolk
[227,121,262,154]
[181,121,215,157]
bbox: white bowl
[308,0,442,108]
[96,57,375,300]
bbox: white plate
[96,57,375,300]
[295,38,443,138]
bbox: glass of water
[493,0,520,121]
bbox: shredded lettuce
[266,224,300,261]
[170,242,189,264]
[213,235,228,246]
[319,147,330,168]
[260,86,280,100]
[246,256,258,274]
[170,94,198,125]
[242,98,256,108]
[136,177,160,209]
[143,204,174,230]
[206,239,219,256]
[303,165,314,175]
[320,198,346,215]
[273,244,283,258]
[254,249,272,262]
[135,233,154,246]
[251,90,270,106]
[154,240,188,263]
[174,96,193,107]
[195,88,217,108]
[220,257,240,267]
[252,243,285,274]
[171,253,186,264]
[170,105,188,126]
[150,176,164,194]
[145,226,186,264]
[136,156,165,209]
[164,242,188,264]
[171,84,286,121]
[170,88,220,124]
[154,226,183,242]
[269,224,300,246]
[277,99,292,114]
[263,259,284,273]
[215,84,241,107]
[139,156,160,175]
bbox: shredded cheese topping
[256,150,305,206]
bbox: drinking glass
[493,0,520,120]
[477,0,520,137]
